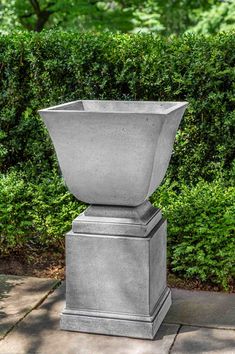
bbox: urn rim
[38,99,188,116]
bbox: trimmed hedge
[1,170,234,289]
[151,180,235,289]
[0,31,235,288]
[0,31,234,182]
[0,170,85,253]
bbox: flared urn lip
[38,99,188,116]
[39,99,188,206]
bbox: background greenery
[151,180,235,290]
[0,31,234,288]
[1,32,234,181]
[1,0,235,35]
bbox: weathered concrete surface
[165,288,235,329]
[61,218,169,339]
[1,279,235,353]
[39,282,65,314]
[0,316,178,354]
[39,100,187,206]
[0,275,58,339]
[171,326,235,354]
[72,201,162,237]
[0,284,179,354]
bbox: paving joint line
[164,321,235,332]
[0,279,61,342]
[168,324,182,353]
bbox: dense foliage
[0,31,234,182]
[1,171,234,288]
[0,31,234,288]
[0,170,85,253]
[189,1,235,35]
[0,0,234,35]
[151,180,235,289]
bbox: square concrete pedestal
[60,202,171,339]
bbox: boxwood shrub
[1,170,234,289]
[0,31,234,182]
[0,31,234,288]
[151,179,235,289]
[0,170,85,254]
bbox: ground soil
[0,248,234,293]
[0,248,65,280]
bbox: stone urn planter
[39,99,187,339]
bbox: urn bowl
[39,100,187,206]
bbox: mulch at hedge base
[0,248,65,280]
[0,248,234,293]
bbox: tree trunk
[34,10,52,32]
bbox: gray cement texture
[1,276,235,354]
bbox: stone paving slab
[0,293,179,354]
[1,277,235,353]
[0,282,180,354]
[165,288,235,329]
[0,275,59,339]
[38,282,65,314]
[43,285,235,331]
[171,326,235,354]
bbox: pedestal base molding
[61,287,171,339]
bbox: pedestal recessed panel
[65,232,149,315]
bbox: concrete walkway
[0,275,234,354]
